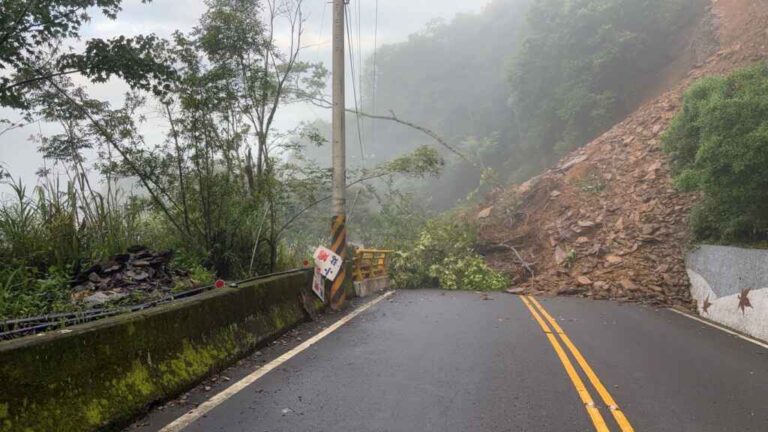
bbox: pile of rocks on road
[70,246,190,307]
[477,95,697,308]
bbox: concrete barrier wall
[353,276,390,298]
[0,270,320,432]
[685,245,768,341]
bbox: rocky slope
[478,0,768,308]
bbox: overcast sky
[0,0,492,195]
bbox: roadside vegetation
[0,0,440,319]
[368,198,508,291]
[389,217,508,292]
[0,0,717,319]
[664,63,768,246]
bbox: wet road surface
[132,290,768,432]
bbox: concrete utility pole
[330,0,347,311]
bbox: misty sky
[0,0,492,196]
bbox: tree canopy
[664,64,768,244]
[0,0,174,110]
[361,0,707,206]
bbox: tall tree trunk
[245,147,256,195]
[256,133,265,180]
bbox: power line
[357,0,363,111]
[344,2,365,170]
[344,2,367,222]
[315,0,328,55]
[372,0,379,146]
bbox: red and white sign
[311,267,325,302]
[313,246,343,282]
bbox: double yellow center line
[520,296,634,432]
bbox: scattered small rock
[83,291,128,306]
[619,278,639,292]
[554,246,568,266]
[505,287,526,295]
[477,207,493,219]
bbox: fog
[0,0,491,198]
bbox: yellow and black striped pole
[330,214,347,310]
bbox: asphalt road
[136,290,768,432]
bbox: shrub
[663,63,768,244]
[389,217,508,291]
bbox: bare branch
[2,69,82,93]
[307,94,474,165]
[275,170,392,239]
[353,109,474,164]
[43,77,197,243]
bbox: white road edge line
[160,290,395,432]
[668,308,768,350]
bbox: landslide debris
[70,246,198,307]
[477,0,768,308]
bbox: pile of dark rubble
[71,246,187,307]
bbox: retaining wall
[0,269,320,432]
[685,245,768,342]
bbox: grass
[576,172,607,194]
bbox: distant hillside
[479,0,768,307]
[360,0,711,209]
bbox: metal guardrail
[353,249,394,282]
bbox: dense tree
[361,0,706,207]
[0,0,174,111]
[354,0,532,208]
[664,64,768,244]
[511,0,702,164]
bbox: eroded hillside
[478,0,768,308]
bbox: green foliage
[361,0,533,207]
[0,0,456,320]
[511,0,701,164]
[352,189,433,251]
[563,249,577,268]
[189,264,216,287]
[384,146,444,178]
[0,265,75,320]
[0,0,174,110]
[362,0,704,207]
[389,217,508,291]
[429,255,509,291]
[663,63,768,244]
[0,176,155,319]
[575,171,607,194]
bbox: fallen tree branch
[274,171,392,240]
[350,109,475,165]
[307,96,475,166]
[495,243,535,278]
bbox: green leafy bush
[663,63,768,244]
[389,218,508,291]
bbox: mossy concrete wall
[0,269,321,432]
